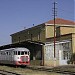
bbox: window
[63,51,70,60]
[38,32,40,41]
[31,34,32,41]
[28,52,30,55]
[9,52,11,55]
[63,51,66,60]
[21,51,24,55]
[6,52,9,55]
[1,52,6,55]
[14,51,17,55]
[25,51,27,54]
[16,51,17,55]
[14,51,15,55]
[19,37,20,42]
[25,36,26,41]
[0,52,2,55]
[18,51,20,55]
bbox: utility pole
[53,1,57,59]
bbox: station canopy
[0,41,44,50]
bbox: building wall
[11,24,46,43]
[45,25,54,38]
[72,34,75,53]
[56,26,75,36]
[44,41,71,66]
[11,24,75,44]
[60,27,75,35]
[11,24,57,43]
[56,34,72,41]
[44,43,59,66]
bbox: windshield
[14,51,30,55]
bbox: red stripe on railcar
[20,56,30,65]
[14,56,30,65]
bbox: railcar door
[9,50,14,64]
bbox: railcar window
[25,51,27,54]
[9,52,11,55]
[16,51,17,55]
[18,51,20,55]
[1,52,5,55]
[21,51,24,55]
[14,51,17,55]
[28,52,30,55]
[14,51,15,55]
[0,52,2,55]
[3,52,5,55]
[6,52,8,55]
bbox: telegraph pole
[53,1,57,59]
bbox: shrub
[67,53,75,64]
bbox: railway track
[0,70,21,75]
[0,65,75,75]
[27,66,75,75]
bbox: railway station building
[10,18,75,66]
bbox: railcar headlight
[17,57,19,59]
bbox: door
[59,50,67,65]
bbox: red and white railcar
[0,47,30,66]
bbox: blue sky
[0,0,74,46]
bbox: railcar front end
[0,48,30,66]
[13,48,30,66]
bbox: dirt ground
[0,65,63,75]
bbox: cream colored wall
[44,60,59,67]
[11,24,46,43]
[60,27,75,35]
[45,26,54,38]
[73,27,75,33]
